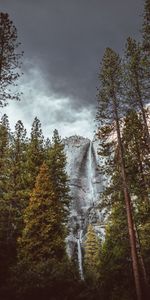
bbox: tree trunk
[135,225,150,300]
[112,95,143,300]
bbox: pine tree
[0,120,28,257]
[44,137,51,161]
[0,119,28,257]
[122,110,149,202]
[18,162,67,265]
[99,195,134,300]
[124,37,150,148]
[122,111,150,296]
[96,48,143,300]
[0,114,13,290]
[142,0,150,54]
[0,114,11,238]
[47,129,70,223]
[9,120,29,237]
[0,114,10,194]
[27,117,44,190]
[84,224,100,280]
[99,109,150,298]
[0,13,23,107]
[141,0,150,141]
[14,162,71,299]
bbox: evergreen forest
[0,1,150,299]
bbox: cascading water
[88,142,95,206]
[77,230,84,280]
[77,142,97,280]
[64,136,103,273]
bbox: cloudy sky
[1,0,144,139]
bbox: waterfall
[65,137,102,266]
[77,230,84,280]
[88,142,95,205]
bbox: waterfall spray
[77,230,84,280]
[88,142,95,206]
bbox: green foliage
[9,121,29,233]
[97,107,150,298]
[0,115,14,289]
[14,150,71,297]
[84,224,100,281]
[122,110,149,200]
[0,2,149,299]
[142,0,150,53]
[96,48,123,189]
[96,48,122,123]
[47,129,70,223]
[121,111,150,284]
[124,37,150,148]
[96,13,150,297]
[99,196,135,300]
[18,162,67,265]
[27,117,44,190]
[0,115,73,298]
[0,13,23,107]
[9,258,84,300]
[0,114,11,194]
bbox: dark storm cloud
[0,0,144,110]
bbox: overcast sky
[0,0,144,139]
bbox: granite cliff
[63,135,105,277]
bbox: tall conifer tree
[18,162,67,265]
[0,115,13,290]
[27,117,44,190]
[96,48,143,300]
[0,114,10,194]
[84,224,100,279]
[9,120,28,237]
[122,110,149,202]
[99,194,134,300]
[142,0,150,54]
[124,37,150,148]
[0,13,23,107]
[47,129,70,223]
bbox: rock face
[63,135,104,271]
